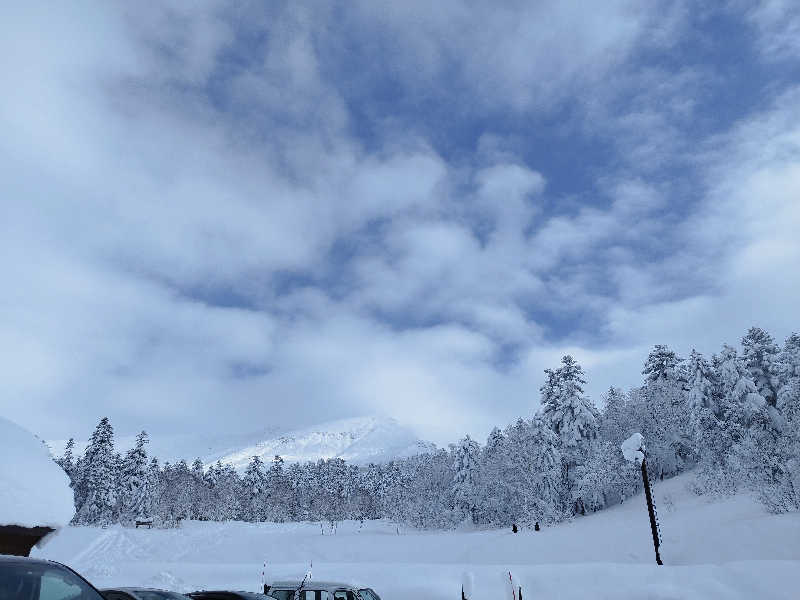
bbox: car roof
[0,554,57,567]
[189,592,275,599]
[101,588,176,593]
[269,581,359,592]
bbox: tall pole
[640,456,663,566]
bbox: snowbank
[34,473,800,598]
[0,416,74,528]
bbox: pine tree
[540,355,598,448]
[505,417,563,523]
[56,438,76,479]
[76,417,119,525]
[777,333,800,421]
[451,436,481,523]
[539,355,598,513]
[242,456,268,521]
[599,387,628,445]
[118,431,152,523]
[742,327,780,407]
[267,455,289,522]
[637,345,691,478]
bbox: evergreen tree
[777,333,800,420]
[539,355,598,513]
[118,431,152,523]
[540,355,598,448]
[451,436,481,523]
[637,345,691,478]
[75,417,118,525]
[599,387,628,445]
[242,456,268,521]
[56,438,76,480]
[742,327,780,407]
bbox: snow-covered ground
[34,473,800,599]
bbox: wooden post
[640,456,663,566]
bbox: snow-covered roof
[0,417,74,529]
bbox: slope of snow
[34,472,800,598]
[49,416,436,471]
[0,416,74,528]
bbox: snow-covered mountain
[50,416,436,471]
[212,416,437,471]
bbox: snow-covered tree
[451,435,481,523]
[635,345,692,478]
[777,333,800,421]
[75,417,118,525]
[242,456,268,521]
[539,355,598,512]
[540,355,598,449]
[118,431,152,523]
[742,327,780,407]
[598,386,628,445]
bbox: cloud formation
[1,1,799,446]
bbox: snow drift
[0,416,74,528]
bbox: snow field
[34,474,800,599]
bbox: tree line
[55,326,800,528]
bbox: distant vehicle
[266,581,373,600]
[188,591,277,600]
[0,554,105,600]
[102,587,193,600]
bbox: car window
[0,562,104,600]
[332,592,355,600]
[358,591,377,600]
[267,592,293,600]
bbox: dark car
[0,554,105,600]
[102,588,193,600]
[188,592,278,600]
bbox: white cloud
[1,1,799,450]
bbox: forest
[55,326,800,529]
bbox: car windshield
[358,591,379,600]
[0,561,104,600]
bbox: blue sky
[2,1,800,445]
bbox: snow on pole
[460,571,474,600]
[621,432,645,464]
[620,433,663,566]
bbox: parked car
[102,587,193,600]
[266,581,376,600]
[0,554,105,600]
[188,591,277,600]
